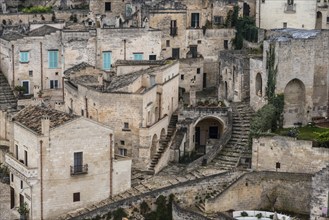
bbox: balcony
[284,3,296,13]
[170,27,178,37]
[70,164,88,175]
[5,154,37,179]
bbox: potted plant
[16,202,29,220]
[14,86,25,97]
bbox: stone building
[264,29,329,127]
[4,105,131,220]
[311,164,329,220]
[256,0,329,30]
[64,61,179,170]
[0,25,63,101]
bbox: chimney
[41,115,50,135]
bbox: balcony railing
[170,27,178,37]
[284,3,296,13]
[70,164,88,175]
[5,154,37,179]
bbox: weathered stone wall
[96,28,162,70]
[249,57,266,111]
[205,171,312,215]
[179,57,204,92]
[310,165,329,220]
[256,0,317,29]
[252,136,329,173]
[172,202,211,220]
[219,50,252,102]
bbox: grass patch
[275,126,329,141]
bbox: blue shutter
[20,52,29,63]
[48,50,58,68]
[102,52,111,70]
[134,53,143,60]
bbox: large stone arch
[150,134,158,159]
[284,78,306,127]
[194,116,225,154]
[255,73,262,97]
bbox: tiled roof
[0,32,25,41]
[64,62,94,76]
[14,105,78,134]
[105,71,143,92]
[28,25,59,37]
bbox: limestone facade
[5,105,131,220]
[311,165,329,220]
[252,136,329,173]
[64,61,180,169]
[0,26,63,99]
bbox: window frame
[48,50,59,69]
[50,80,59,89]
[102,51,112,70]
[73,192,80,202]
[105,2,111,11]
[133,53,143,61]
[19,51,29,63]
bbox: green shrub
[22,6,52,13]
[241,211,248,217]
[256,213,262,219]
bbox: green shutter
[102,52,111,70]
[134,53,143,60]
[48,50,58,68]
[20,52,29,63]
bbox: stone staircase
[212,102,254,170]
[0,73,17,110]
[147,114,178,174]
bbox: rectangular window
[166,40,170,47]
[181,74,184,80]
[191,13,200,28]
[224,40,228,49]
[48,50,58,69]
[197,68,201,74]
[120,140,125,145]
[102,51,112,70]
[124,122,129,129]
[119,148,127,156]
[21,181,23,189]
[74,152,83,173]
[170,20,177,36]
[50,80,59,89]
[24,150,28,167]
[149,55,156,60]
[190,45,197,58]
[283,22,287,28]
[15,145,18,159]
[327,16,329,23]
[19,51,29,63]
[172,48,180,59]
[29,70,33,77]
[214,16,222,25]
[10,187,15,209]
[73,192,80,202]
[133,53,143,60]
[105,2,111,11]
[11,173,13,182]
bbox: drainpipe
[11,44,14,87]
[39,140,44,220]
[40,42,43,90]
[258,0,261,28]
[109,134,113,197]
[62,77,65,102]
[123,39,126,60]
[85,97,88,118]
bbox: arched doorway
[243,3,250,17]
[160,128,166,140]
[194,117,224,154]
[150,134,158,159]
[256,73,262,97]
[284,79,306,126]
[316,11,322,29]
